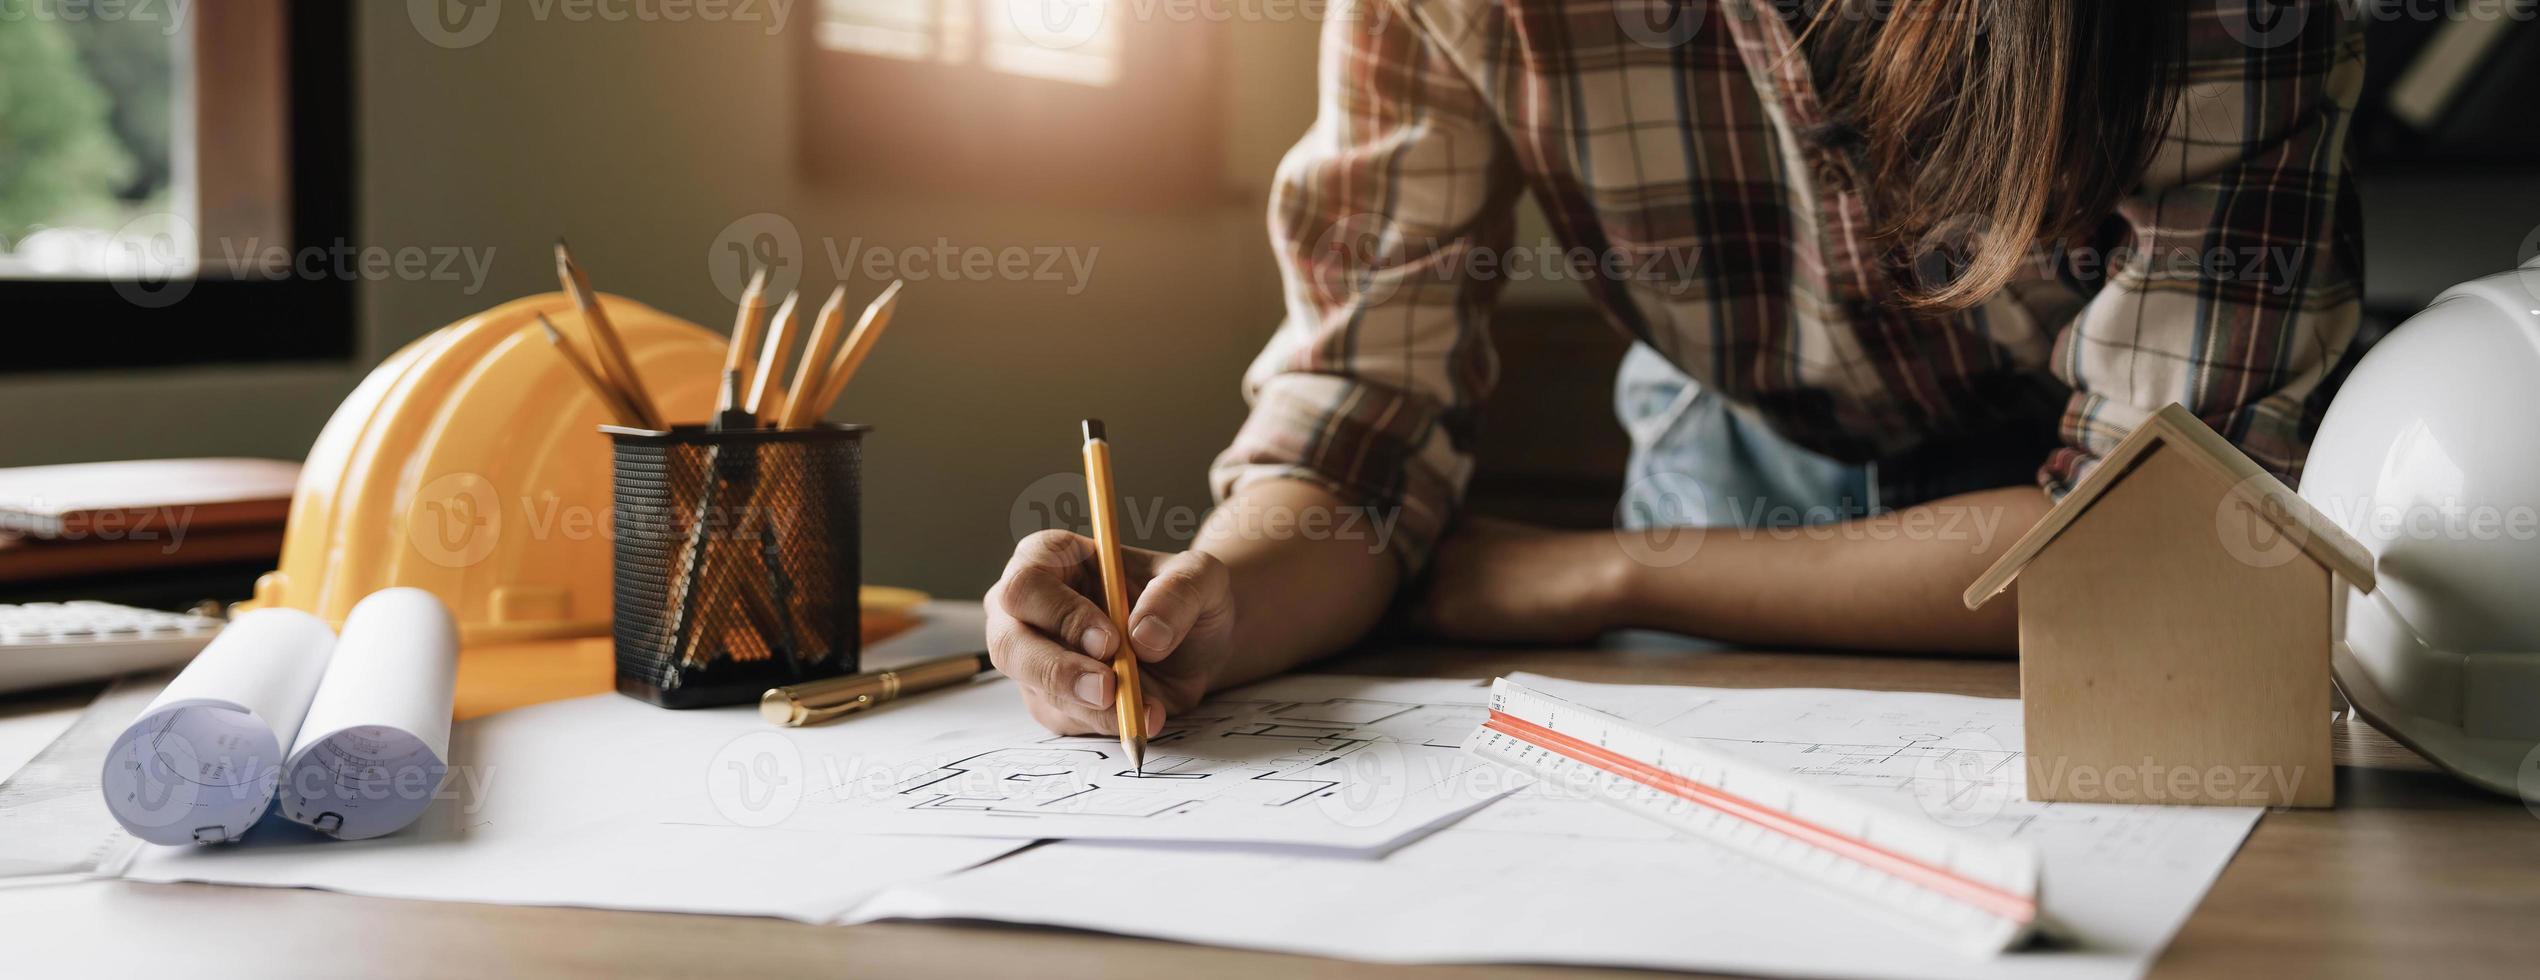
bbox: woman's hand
[983,529,1236,737]
[1410,517,1631,645]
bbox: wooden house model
[1964,404,2375,807]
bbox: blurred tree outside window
[0,11,192,279]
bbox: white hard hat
[2300,254,2540,800]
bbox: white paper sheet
[275,589,461,840]
[851,674,2262,980]
[124,611,1029,919]
[0,696,84,782]
[794,675,1517,851]
[99,609,336,844]
[0,677,162,883]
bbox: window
[821,0,1125,86]
[1,0,353,374]
[0,9,189,279]
[800,0,1224,205]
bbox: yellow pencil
[745,290,802,424]
[779,286,850,429]
[797,279,903,428]
[720,267,770,419]
[553,241,663,430]
[1079,419,1147,772]
[537,315,642,426]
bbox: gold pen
[760,652,994,727]
[1081,419,1148,773]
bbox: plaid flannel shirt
[1211,0,2368,571]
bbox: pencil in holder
[605,423,868,708]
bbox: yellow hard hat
[250,292,722,644]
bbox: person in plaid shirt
[986,0,2367,738]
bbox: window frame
[797,1,1228,207]
[2,0,355,376]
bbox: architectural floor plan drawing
[851,673,2268,980]
[816,677,1516,849]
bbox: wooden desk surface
[12,644,2537,978]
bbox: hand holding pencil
[981,424,1239,745]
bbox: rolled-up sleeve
[2042,2,2367,495]
[1210,0,1522,572]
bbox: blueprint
[852,673,2264,979]
[118,608,1031,921]
[86,603,2264,976]
[804,675,1517,850]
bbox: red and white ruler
[1463,678,2042,955]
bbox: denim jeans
[1614,343,1876,530]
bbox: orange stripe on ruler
[1482,711,2036,924]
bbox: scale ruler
[1462,678,2041,955]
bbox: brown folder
[0,458,300,540]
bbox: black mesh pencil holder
[605,423,868,708]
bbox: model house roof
[1963,404,2376,610]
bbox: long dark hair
[1799,1,2187,311]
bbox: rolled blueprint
[100,608,338,844]
[273,588,459,840]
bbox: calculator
[0,601,223,695]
